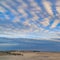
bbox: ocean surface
[0,38,60,52]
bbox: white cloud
[50,20,60,28]
[43,1,53,16]
[13,17,20,23]
[17,0,28,8]
[56,6,60,14]
[40,18,50,26]
[55,0,60,6]
[18,8,28,17]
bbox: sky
[0,0,60,42]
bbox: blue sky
[0,0,60,41]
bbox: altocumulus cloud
[0,0,60,42]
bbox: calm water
[0,38,60,52]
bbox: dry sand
[0,52,60,60]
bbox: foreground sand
[0,51,60,60]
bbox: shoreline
[0,50,60,56]
[0,51,60,60]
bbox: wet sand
[0,51,60,60]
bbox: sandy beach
[0,51,60,60]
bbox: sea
[0,37,60,52]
